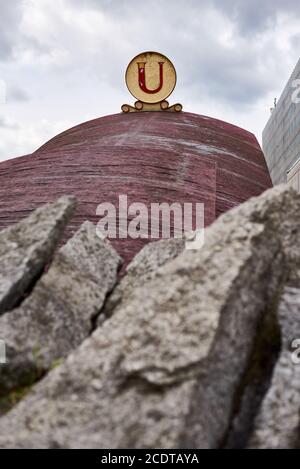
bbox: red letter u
[137,62,164,94]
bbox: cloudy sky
[0,0,299,162]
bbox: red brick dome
[0,112,272,266]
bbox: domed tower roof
[0,112,271,266]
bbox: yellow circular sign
[125,51,177,104]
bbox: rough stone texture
[0,185,297,449]
[223,304,281,449]
[0,221,122,402]
[0,196,75,314]
[249,283,300,449]
[102,237,186,320]
[0,112,272,268]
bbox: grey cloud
[1,0,300,161]
[6,85,29,102]
[70,0,300,33]
[0,0,23,60]
[0,116,18,129]
[64,0,299,110]
[211,0,300,34]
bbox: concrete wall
[263,58,300,185]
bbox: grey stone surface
[0,185,297,449]
[223,304,281,449]
[0,196,76,314]
[249,283,300,449]
[102,237,185,320]
[0,221,122,402]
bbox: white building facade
[263,58,300,187]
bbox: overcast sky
[0,0,300,162]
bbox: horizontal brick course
[0,112,272,267]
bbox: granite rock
[0,186,297,448]
[0,221,122,402]
[249,283,300,449]
[0,196,75,314]
[102,237,186,320]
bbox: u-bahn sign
[122,51,182,113]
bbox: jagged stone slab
[0,221,122,401]
[249,283,300,449]
[102,237,186,321]
[0,196,76,314]
[0,186,298,449]
[223,305,281,449]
